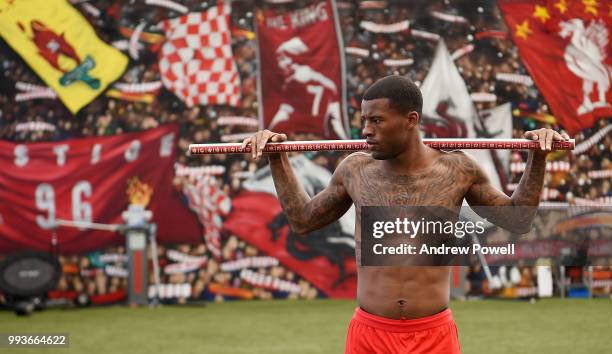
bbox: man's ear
[406,111,420,128]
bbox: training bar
[189,139,575,155]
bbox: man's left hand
[524,128,570,154]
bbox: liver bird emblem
[559,19,612,114]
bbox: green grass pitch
[1,299,610,353]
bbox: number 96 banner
[256,0,349,139]
[0,124,200,254]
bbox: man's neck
[383,136,433,174]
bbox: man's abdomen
[357,266,451,319]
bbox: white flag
[479,103,513,175]
[420,41,502,190]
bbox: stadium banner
[0,124,200,254]
[224,155,357,298]
[499,1,612,134]
[256,0,350,139]
[0,0,128,114]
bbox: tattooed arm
[242,130,353,235]
[465,128,570,233]
[464,151,545,233]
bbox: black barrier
[0,252,61,297]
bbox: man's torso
[342,150,476,319]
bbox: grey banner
[360,206,612,266]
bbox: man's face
[361,98,413,160]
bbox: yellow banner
[0,0,128,113]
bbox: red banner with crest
[500,0,612,134]
[224,191,356,298]
[256,0,349,139]
[0,124,200,254]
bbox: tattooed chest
[349,170,470,207]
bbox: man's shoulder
[436,150,483,179]
[341,152,373,166]
[335,152,373,174]
[346,151,373,160]
[438,149,477,165]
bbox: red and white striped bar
[189,138,575,155]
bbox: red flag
[159,2,241,107]
[256,0,349,139]
[224,191,356,298]
[0,125,200,254]
[499,1,612,134]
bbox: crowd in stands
[0,0,610,303]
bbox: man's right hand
[241,129,287,161]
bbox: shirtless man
[242,75,570,353]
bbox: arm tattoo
[511,151,547,206]
[268,153,352,234]
[465,151,546,233]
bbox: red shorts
[345,308,461,354]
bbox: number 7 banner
[0,125,200,254]
[256,0,350,139]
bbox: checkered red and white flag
[183,176,232,259]
[159,1,241,107]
